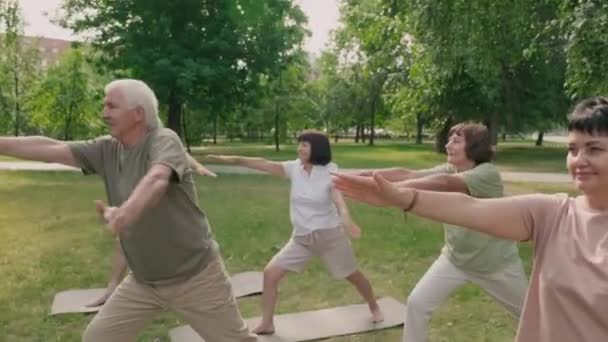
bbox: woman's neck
[452,159,477,172]
[583,192,608,211]
[302,161,314,173]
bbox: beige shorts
[269,227,358,279]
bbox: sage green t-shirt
[69,128,217,285]
[424,162,520,273]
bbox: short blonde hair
[105,79,162,130]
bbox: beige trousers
[404,254,528,342]
[82,256,257,342]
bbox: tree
[306,50,363,142]
[337,0,409,145]
[559,0,608,99]
[0,0,40,136]
[29,47,103,140]
[257,51,310,151]
[342,0,574,150]
[61,0,308,138]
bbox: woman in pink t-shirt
[333,97,608,342]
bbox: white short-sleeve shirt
[282,159,341,235]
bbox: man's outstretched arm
[0,136,78,167]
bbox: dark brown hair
[297,131,332,165]
[568,96,608,136]
[448,122,494,164]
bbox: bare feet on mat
[371,306,385,323]
[252,322,275,335]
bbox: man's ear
[134,106,146,124]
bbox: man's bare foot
[371,306,384,323]
[251,322,275,335]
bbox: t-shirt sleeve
[148,129,189,182]
[411,163,454,177]
[327,162,338,173]
[281,160,299,180]
[510,193,569,246]
[460,162,503,198]
[67,136,111,176]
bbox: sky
[18,0,340,55]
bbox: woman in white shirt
[206,131,383,334]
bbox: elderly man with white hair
[0,79,257,342]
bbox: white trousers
[403,254,528,342]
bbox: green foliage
[559,0,608,99]
[60,0,308,138]
[1,0,604,145]
[0,0,41,136]
[330,0,604,145]
[29,48,104,140]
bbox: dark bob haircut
[297,130,332,165]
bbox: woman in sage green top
[357,122,528,342]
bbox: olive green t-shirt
[424,162,520,273]
[69,128,217,285]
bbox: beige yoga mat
[169,296,405,342]
[50,271,263,315]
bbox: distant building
[26,36,73,68]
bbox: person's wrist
[402,189,418,212]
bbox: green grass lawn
[0,172,577,341]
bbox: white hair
[104,79,163,130]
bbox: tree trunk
[355,124,360,143]
[483,112,499,146]
[274,73,282,151]
[334,133,339,143]
[435,117,453,153]
[167,88,182,137]
[369,99,376,146]
[64,101,75,141]
[274,111,280,152]
[213,114,218,145]
[13,62,20,137]
[362,125,367,143]
[64,113,70,140]
[182,108,191,153]
[415,112,424,144]
[535,131,544,146]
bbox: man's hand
[193,163,217,177]
[188,154,217,177]
[95,200,127,236]
[85,281,119,307]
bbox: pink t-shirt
[515,193,608,342]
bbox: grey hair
[104,79,163,130]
